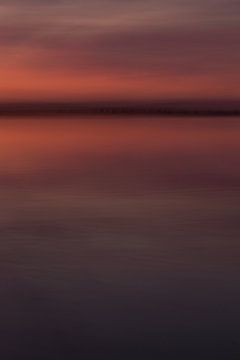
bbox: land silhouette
[0,99,239,117]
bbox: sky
[0,0,239,101]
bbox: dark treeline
[0,100,239,117]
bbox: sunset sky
[0,0,239,101]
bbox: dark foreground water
[0,117,240,359]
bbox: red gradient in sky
[0,0,239,101]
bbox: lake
[0,116,240,359]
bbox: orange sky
[0,0,239,101]
[1,65,239,101]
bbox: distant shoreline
[0,101,239,117]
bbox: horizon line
[0,99,239,117]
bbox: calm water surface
[0,117,240,359]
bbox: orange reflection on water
[0,117,240,193]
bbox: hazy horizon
[1,1,240,359]
[0,98,239,117]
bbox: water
[0,117,240,359]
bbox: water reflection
[0,117,240,359]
